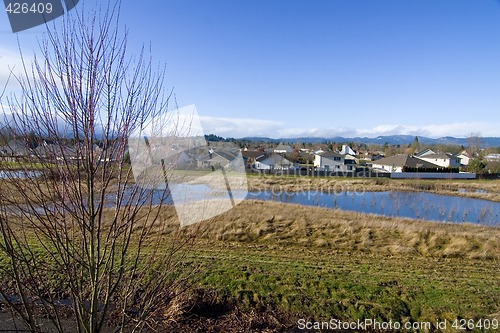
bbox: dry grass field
[137,199,500,332]
[200,200,500,259]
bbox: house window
[334,157,341,161]
[324,165,330,170]
[347,166,353,170]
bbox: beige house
[371,154,441,173]
[417,153,461,168]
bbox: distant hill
[240,135,500,147]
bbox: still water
[0,170,42,179]
[247,190,500,226]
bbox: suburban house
[371,154,441,173]
[341,145,356,156]
[159,151,193,168]
[456,152,470,166]
[97,146,124,163]
[0,140,31,159]
[414,149,436,157]
[33,142,60,159]
[485,153,500,162]
[314,152,355,172]
[197,149,240,169]
[241,150,266,168]
[362,151,385,162]
[254,153,293,170]
[273,143,293,154]
[416,153,461,168]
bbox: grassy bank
[182,200,499,332]
[144,202,500,331]
[1,200,498,332]
[247,174,500,202]
[191,244,499,331]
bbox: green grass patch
[191,244,500,331]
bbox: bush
[402,166,459,173]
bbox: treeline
[0,128,121,150]
[204,134,251,147]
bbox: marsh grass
[202,200,499,259]
[175,200,498,332]
[109,200,499,330]
[1,200,498,331]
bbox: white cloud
[0,46,31,90]
[355,123,500,138]
[197,115,500,139]
[199,116,284,138]
[0,105,13,113]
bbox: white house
[416,153,461,168]
[485,154,500,162]
[314,152,354,172]
[255,153,293,170]
[341,145,356,156]
[456,152,470,166]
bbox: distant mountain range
[240,135,500,147]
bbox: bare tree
[0,2,202,332]
[467,132,482,158]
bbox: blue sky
[1,0,500,138]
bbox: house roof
[414,149,436,157]
[216,150,239,161]
[274,143,293,151]
[33,143,59,156]
[373,154,440,168]
[241,150,266,159]
[418,153,457,160]
[199,149,239,163]
[0,140,31,156]
[257,153,292,165]
[341,145,356,156]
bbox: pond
[8,181,499,226]
[246,190,500,226]
[121,185,499,226]
[0,170,42,179]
